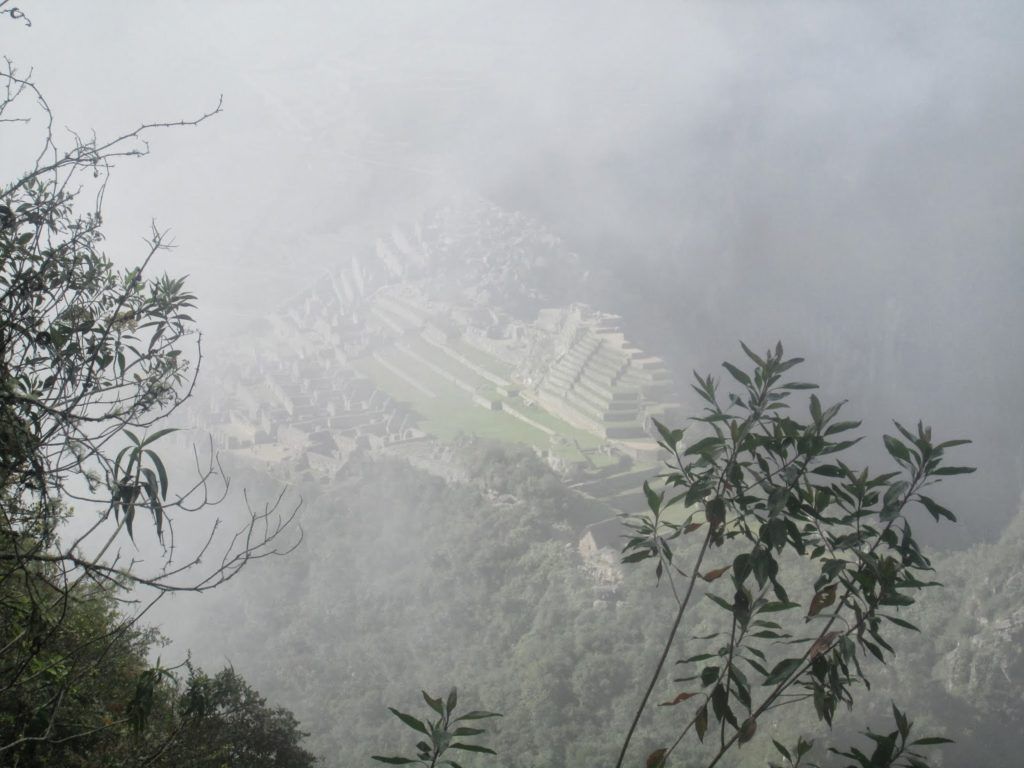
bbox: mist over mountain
[4,2,1023,766]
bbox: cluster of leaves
[373,688,501,768]
[617,342,971,767]
[1,167,198,521]
[768,704,952,768]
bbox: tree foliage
[1,40,304,763]
[371,343,972,768]
[612,342,971,767]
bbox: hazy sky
[4,0,1023,538]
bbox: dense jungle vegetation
[167,435,1022,768]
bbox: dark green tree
[0,40,301,763]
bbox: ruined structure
[195,199,684,500]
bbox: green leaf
[449,743,496,754]
[372,758,418,765]
[695,703,709,742]
[685,436,724,456]
[910,737,954,746]
[763,658,804,686]
[454,711,501,721]
[772,739,792,761]
[883,435,912,464]
[722,361,752,387]
[917,494,956,523]
[446,687,458,715]
[931,466,976,476]
[700,665,720,687]
[797,738,813,758]
[646,748,668,768]
[706,497,726,528]
[758,601,800,614]
[141,427,178,446]
[422,691,444,715]
[892,702,910,739]
[143,450,169,500]
[824,420,861,436]
[388,708,429,735]
[652,418,684,449]
[739,341,766,367]
[677,653,716,664]
[812,464,846,478]
[882,614,920,631]
[644,481,661,514]
[659,691,698,706]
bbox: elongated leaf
[449,743,496,754]
[422,691,444,715]
[685,436,724,456]
[810,395,822,424]
[917,494,957,523]
[143,449,169,500]
[883,434,912,463]
[702,565,731,582]
[646,748,668,768]
[722,361,752,387]
[739,341,766,367]
[931,466,975,476]
[372,758,418,765]
[644,481,661,514]
[772,739,792,761]
[758,601,800,614]
[141,427,178,446]
[659,691,698,706]
[388,708,429,735]
[695,703,708,742]
[763,658,804,686]
[455,711,502,721]
[446,687,458,715]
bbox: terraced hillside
[198,200,681,500]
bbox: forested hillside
[168,441,1024,767]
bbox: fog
[4,2,1024,765]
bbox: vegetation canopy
[0,40,306,765]
[381,342,972,768]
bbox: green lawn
[400,336,491,390]
[352,342,645,468]
[353,349,552,446]
[448,339,514,379]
